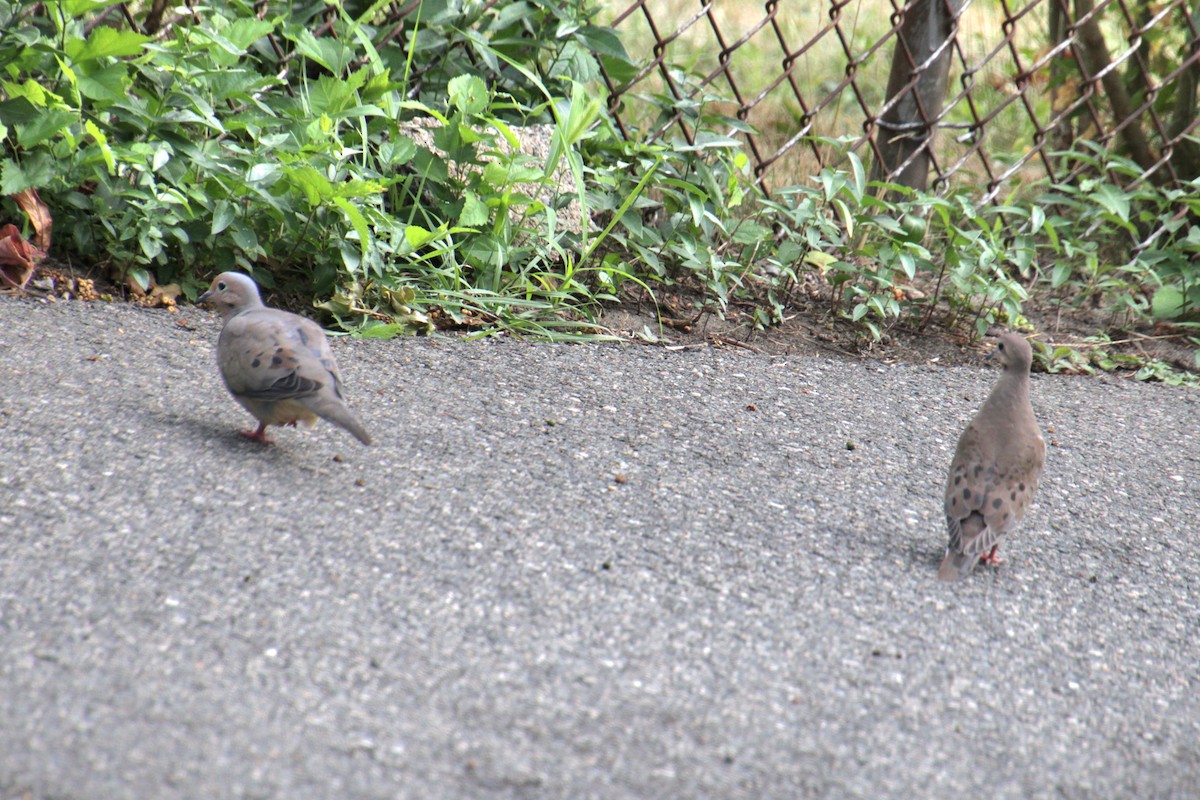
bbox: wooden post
[871,0,964,190]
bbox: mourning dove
[938,332,1044,581]
[198,272,373,445]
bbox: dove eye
[217,281,227,291]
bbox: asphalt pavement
[1,296,1197,799]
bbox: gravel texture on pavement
[1,297,1198,799]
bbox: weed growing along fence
[597,0,1199,368]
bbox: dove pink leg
[239,422,274,444]
[978,545,1004,566]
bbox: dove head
[991,332,1033,374]
[198,272,264,320]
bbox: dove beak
[197,289,213,305]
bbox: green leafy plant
[1033,335,1200,385]
[0,0,634,339]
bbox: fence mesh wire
[599,0,1200,204]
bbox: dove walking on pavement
[938,332,1044,581]
[198,272,373,445]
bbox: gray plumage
[198,272,373,446]
[938,332,1044,581]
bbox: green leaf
[832,198,854,239]
[463,234,503,272]
[60,0,125,15]
[289,30,353,75]
[354,323,408,339]
[577,25,629,60]
[505,162,544,184]
[192,29,247,63]
[1,153,54,193]
[599,54,639,85]
[384,136,418,167]
[448,75,488,115]
[333,179,385,199]
[1050,261,1072,288]
[803,250,838,271]
[459,191,490,226]
[1089,183,1131,221]
[481,161,508,188]
[730,220,771,245]
[66,28,150,62]
[847,152,866,200]
[333,196,371,261]
[127,267,151,292]
[362,69,400,104]
[1151,286,1185,319]
[404,225,436,248]
[16,108,76,147]
[3,80,52,109]
[411,148,449,183]
[557,82,601,149]
[0,97,41,125]
[151,144,170,172]
[306,75,362,116]
[230,224,259,253]
[1029,204,1045,234]
[138,225,163,260]
[212,201,236,236]
[84,119,116,174]
[283,165,331,205]
[77,64,128,103]
[225,18,275,51]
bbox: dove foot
[239,424,274,444]
[978,545,1004,566]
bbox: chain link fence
[54,0,1200,205]
[599,0,1200,204]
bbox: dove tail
[339,415,374,446]
[937,550,978,582]
[312,399,373,445]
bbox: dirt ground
[15,259,1199,379]
[597,283,1199,378]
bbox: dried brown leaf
[0,223,47,290]
[12,188,52,251]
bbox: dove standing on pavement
[938,332,1044,581]
[198,272,373,445]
